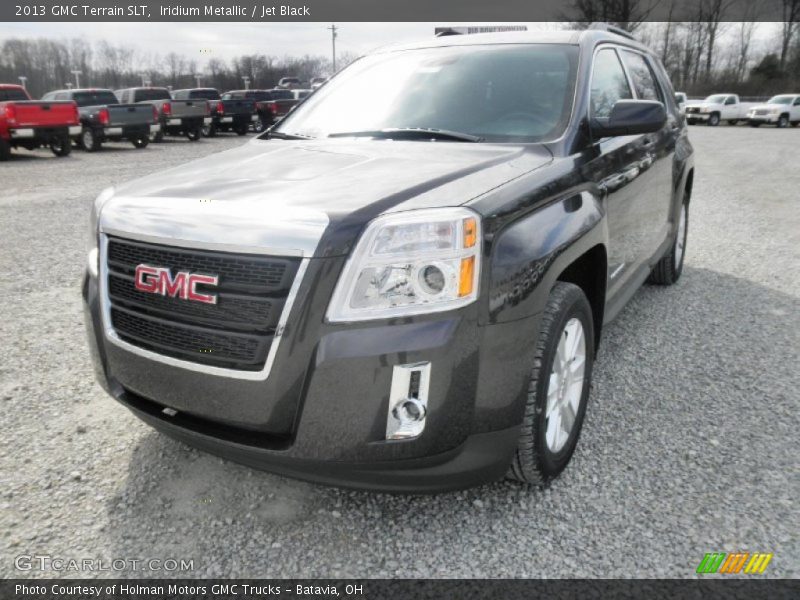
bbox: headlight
[87,186,115,277]
[327,208,481,322]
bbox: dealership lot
[1,128,798,578]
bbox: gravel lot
[1,127,798,579]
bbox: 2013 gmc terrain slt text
[83,26,694,492]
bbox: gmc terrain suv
[83,26,694,492]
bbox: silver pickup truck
[41,88,160,151]
[115,87,210,142]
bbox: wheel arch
[553,244,607,351]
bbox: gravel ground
[1,127,798,579]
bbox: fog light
[386,362,431,440]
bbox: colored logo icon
[696,552,773,574]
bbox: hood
[101,138,552,257]
[749,104,781,111]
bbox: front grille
[754,109,769,116]
[105,236,301,371]
[686,107,699,114]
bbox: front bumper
[685,112,710,121]
[82,253,541,492]
[747,114,780,124]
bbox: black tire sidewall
[533,285,595,476]
[0,137,11,160]
[777,116,788,128]
[708,114,720,126]
[672,201,689,278]
[82,128,96,151]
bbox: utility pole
[242,76,250,90]
[327,23,338,73]
[18,76,27,90]
[71,70,82,88]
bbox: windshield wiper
[265,131,313,140]
[328,127,483,142]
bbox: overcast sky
[0,21,780,64]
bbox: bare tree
[779,0,800,71]
[561,0,657,32]
[701,0,736,78]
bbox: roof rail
[588,22,636,41]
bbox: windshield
[0,88,29,101]
[705,95,728,103]
[273,44,579,143]
[134,89,170,101]
[767,95,793,105]
[189,89,221,100]
[73,91,119,107]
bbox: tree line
[565,0,800,97]
[0,37,354,98]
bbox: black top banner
[2,579,799,600]
[2,0,787,22]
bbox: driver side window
[591,48,633,119]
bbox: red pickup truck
[0,84,81,160]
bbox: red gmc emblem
[134,264,219,305]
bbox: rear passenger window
[591,48,633,119]
[619,50,661,101]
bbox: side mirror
[590,100,666,138]
[674,94,684,106]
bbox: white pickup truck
[685,94,758,126]
[746,94,800,128]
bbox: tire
[49,135,71,157]
[131,136,149,149]
[151,130,164,143]
[80,128,101,152]
[234,123,248,136]
[186,126,201,141]
[0,137,11,161]
[728,119,738,126]
[201,123,217,138]
[777,115,789,128]
[508,282,595,486]
[648,199,689,285]
[791,121,799,128]
[687,119,696,125]
[707,113,720,126]
[252,117,268,134]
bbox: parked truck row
[684,93,800,127]
[1,82,317,160]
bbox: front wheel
[131,136,149,149]
[80,128,101,152]
[49,135,71,157]
[648,199,688,285]
[707,113,720,126]
[777,115,789,128]
[252,117,268,133]
[508,282,594,486]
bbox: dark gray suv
[83,25,694,492]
